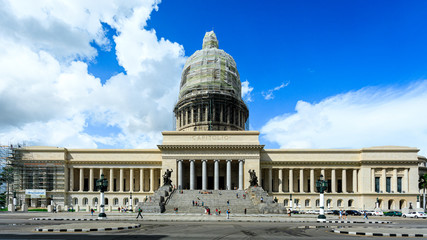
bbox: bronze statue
[248,169,258,186]
[163,169,173,186]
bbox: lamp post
[316,174,328,221]
[13,191,17,212]
[129,192,133,212]
[96,173,108,219]
[290,194,293,211]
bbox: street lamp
[96,173,108,219]
[290,194,293,211]
[129,192,133,212]
[316,174,328,221]
[13,191,17,212]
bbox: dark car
[290,210,299,214]
[384,211,402,216]
[331,210,340,215]
[346,210,362,216]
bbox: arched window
[388,199,393,210]
[83,198,88,206]
[124,198,129,206]
[284,199,289,207]
[348,199,354,207]
[305,199,310,207]
[327,199,332,208]
[399,199,405,209]
[337,199,343,207]
[113,198,119,206]
[294,199,300,207]
[105,198,109,205]
[73,198,78,205]
[134,198,139,205]
[93,197,98,206]
[315,199,320,207]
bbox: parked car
[384,211,402,217]
[362,210,374,216]
[331,210,340,215]
[402,212,427,218]
[290,210,300,214]
[371,210,384,216]
[346,210,362,216]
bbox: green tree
[418,173,427,210]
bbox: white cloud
[262,82,289,100]
[261,80,427,156]
[0,0,186,149]
[241,80,253,102]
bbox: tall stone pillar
[190,160,195,190]
[70,167,74,191]
[202,160,207,190]
[89,168,94,192]
[109,168,114,192]
[278,168,283,192]
[214,160,219,190]
[392,168,397,193]
[310,169,314,193]
[342,169,347,193]
[353,169,358,193]
[299,169,304,193]
[381,168,386,193]
[289,169,294,193]
[140,169,144,192]
[268,168,273,193]
[150,168,154,192]
[178,160,183,190]
[226,160,232,190]
[64,165,69,192]
[238,160,244,190]
[331,169,336,193]
[119,168,124,192]
[371,168,375,192]
[130,168,134,192]
[404,168,409,193]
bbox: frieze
[191,135,229,141]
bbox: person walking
[226,209,230,219]
[91,208,94,216]
[363,211,369,220]
[136,207,143,219]
[343,210,348,220]
[244,208,247,215]
[339,210,343,220]
[287,208,291,217]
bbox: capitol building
[10,31,426,212]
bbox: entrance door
[219,177,225,190]
[197,176,202,190]
[208,177,214,189]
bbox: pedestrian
[343,210,348,220]
[216,208,218,215]
[244,208,247,214]
[226,209,230,219]
[136,207,143,219]
[192,200,194,206]
[287,208,291,217]
[91,208,94,216]
[363,211,368,219]
[339,210,342,220]
[118,207,121,212]
[236,193,239,198]
[227,200,229,206]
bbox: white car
[371,210,384,216]
[402,212,427,218]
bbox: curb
[331,229,427,237]
[35,224,141,232]
[318,220,391,224]
[32,218,99,221]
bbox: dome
[179,31,242,100]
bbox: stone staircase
[164,190,259,214]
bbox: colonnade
[177,159,244,190]
[68,167,161,193]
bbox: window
[93,197,98,206]
[294,199,299,207]
[307,179,310,192]
[305,199,310,207]
[134,198,139,205]
[113,198,119,206]
[315,199,320,207]
[337,180,342,193]
[105,198,109,205]
[284,199,289,207]
[327,199,332,208]
[386,177,391,193]
[375,177,380,193]
[73,198,78,205]
[83,198,88,206]
[337,199,342,207]
[124,198,129,205]
[397,177,402,193]
[348,199,353,207]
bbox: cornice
[158,144,264,150]
[261,161,361,166]
[68,161,162,165]
[162,156,260,160]
[162,130,260,136]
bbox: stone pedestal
[47,205,53,212]
[21,204,28,212]
[8,204,15,212]
[64,205,69,212]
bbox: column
[64,165,69,192]
[190,160,195,190]
[100,168,103,178]
[278,168,283,192]
[119,168,124,192]
[214,160,219,190]
[178,160,183,190]
[353,169,358,193]
[109,168,114,192]
[392,168,397,193]
[202,160,207,190]
[150,168,154,192]
[89,168,94,192]
[130,168,134,192]
[268,168,273,193]
[140,169,144,192]
[70,167,74,191]
[371,168,375,192]
[310,169,314,193]
[331,169,336,193]
[381,168,386,193]
[342,169,347,193]
[404,168,409,193]
[226,160,232,190]
[238,160,244,190]
[299,169,304,193]
[79,168,84,191]
[289,169,294,193]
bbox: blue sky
[1,0,427,155]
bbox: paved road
[0,212,426,239]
